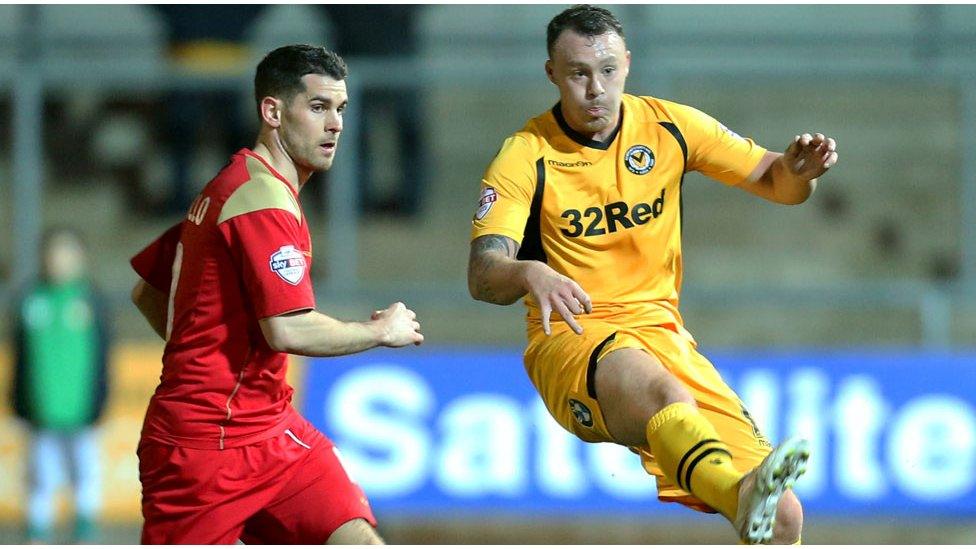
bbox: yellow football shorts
[524,319,772,512]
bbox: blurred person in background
[468,5,838,544]
[129,45,423,544]
[10,227,110,544]
[153,5,266,214]
[320,5,427,218]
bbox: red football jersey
[131,149,315,450]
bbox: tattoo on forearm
[472,234,517,259]
[469,234,519,303]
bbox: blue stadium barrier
[302,347,976,518]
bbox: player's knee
[772,490,803,544]
[326,518,384,545]
[632,360,695,412]
[655,378,695,408]
[643,371,695,415]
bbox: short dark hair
[254,44,348,115]
[546,5,625,58]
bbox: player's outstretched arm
[131,279,168,340]
[468,234,526,306]
[258,302,423,357]
[468,234,592,335]
[739,132,839,205]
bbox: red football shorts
[138,415,375,544]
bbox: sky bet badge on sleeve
[269,245,306,285]
[475,187,497,220]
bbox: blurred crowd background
[0,4,974,544]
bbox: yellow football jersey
[471,94,767,336]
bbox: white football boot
[734,437,810,544]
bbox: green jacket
[11,280,110,430]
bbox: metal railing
[2,5,975,347]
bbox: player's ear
[623,50,632,77]
[545,59,556,85]
[260,97,282,129]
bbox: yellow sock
[645,402,743,521]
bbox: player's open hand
[783,132,838,181]
[523,262,592,336]
[372,302,424,347]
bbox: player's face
[279,74,347,174]
[546,30,630,140]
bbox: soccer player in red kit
[129,45,423,545]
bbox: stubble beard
[313,145,335,172]
[296,142,333,175]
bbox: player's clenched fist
[523,262,593,336]
[371,302,424,347]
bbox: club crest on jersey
[475,186,497,220]
[269,245,306,285]
[569,398,594,428]
[624,144,655,175]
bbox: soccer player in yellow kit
[468,5,838,545]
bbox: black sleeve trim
[658,122,688,172]
[659,122,688,234]
[516,157,548,263]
